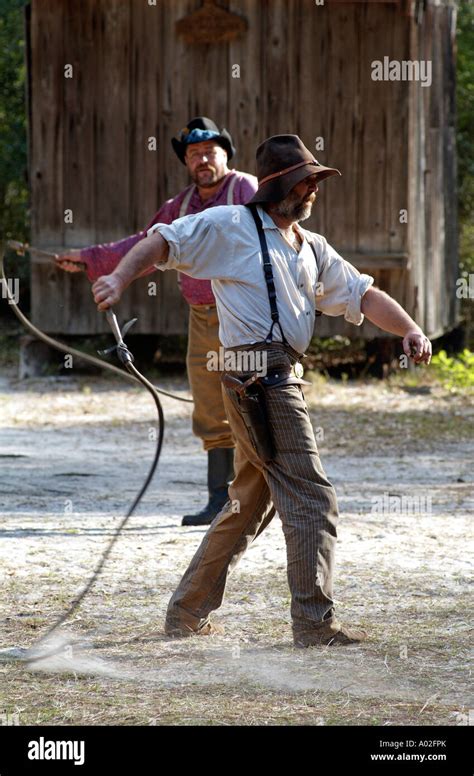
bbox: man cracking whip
[56,117,257,526]
[90,135,432,647]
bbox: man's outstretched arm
[361,286,432,364]
[55,232,147,280]
[92,232,169,311]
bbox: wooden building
[26,0,459,340]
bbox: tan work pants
[186,304,234,451]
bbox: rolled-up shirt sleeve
[314,237,374,325]
[147,209,234,280]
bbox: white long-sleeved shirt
[148,205,374,354]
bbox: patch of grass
[430,350,474,392]
[302,369,328,391]
[2,670,463,726]
[387,350,474,395]
[306,403,473,455]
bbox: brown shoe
[165,616,224,639]
[293,622,368,648]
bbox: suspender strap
[226,173,238,205]
[179,185,196,218]
[180,173,238,218]
[246,204,289,346]
[308,239,323,316]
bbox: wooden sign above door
[176,0,248,44]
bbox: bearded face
[185,142,229,188]
[272,179,318,222]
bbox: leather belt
[223,365,311,391]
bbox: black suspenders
[247,204,289,346]
[246,204,321,346]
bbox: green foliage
[0,0,29,243]
[310,336,351,352]
[430,349,474,390]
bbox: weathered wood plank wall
[29,0,458,339]
[407,1,459,340]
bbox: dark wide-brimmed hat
[248,134,341,204]
[172,117,235,164]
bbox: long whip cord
[0,245,183,662]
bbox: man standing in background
[56,117,258,526]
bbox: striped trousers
[166,348,339,640]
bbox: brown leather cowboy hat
[248,134,341,204]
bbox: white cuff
[146,223,178,271]
[147,223,161,238]
[345,274,374,325]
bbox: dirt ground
[0,366,472,726]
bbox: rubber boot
[182,448,235,526]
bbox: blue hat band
[182,128,220,145]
